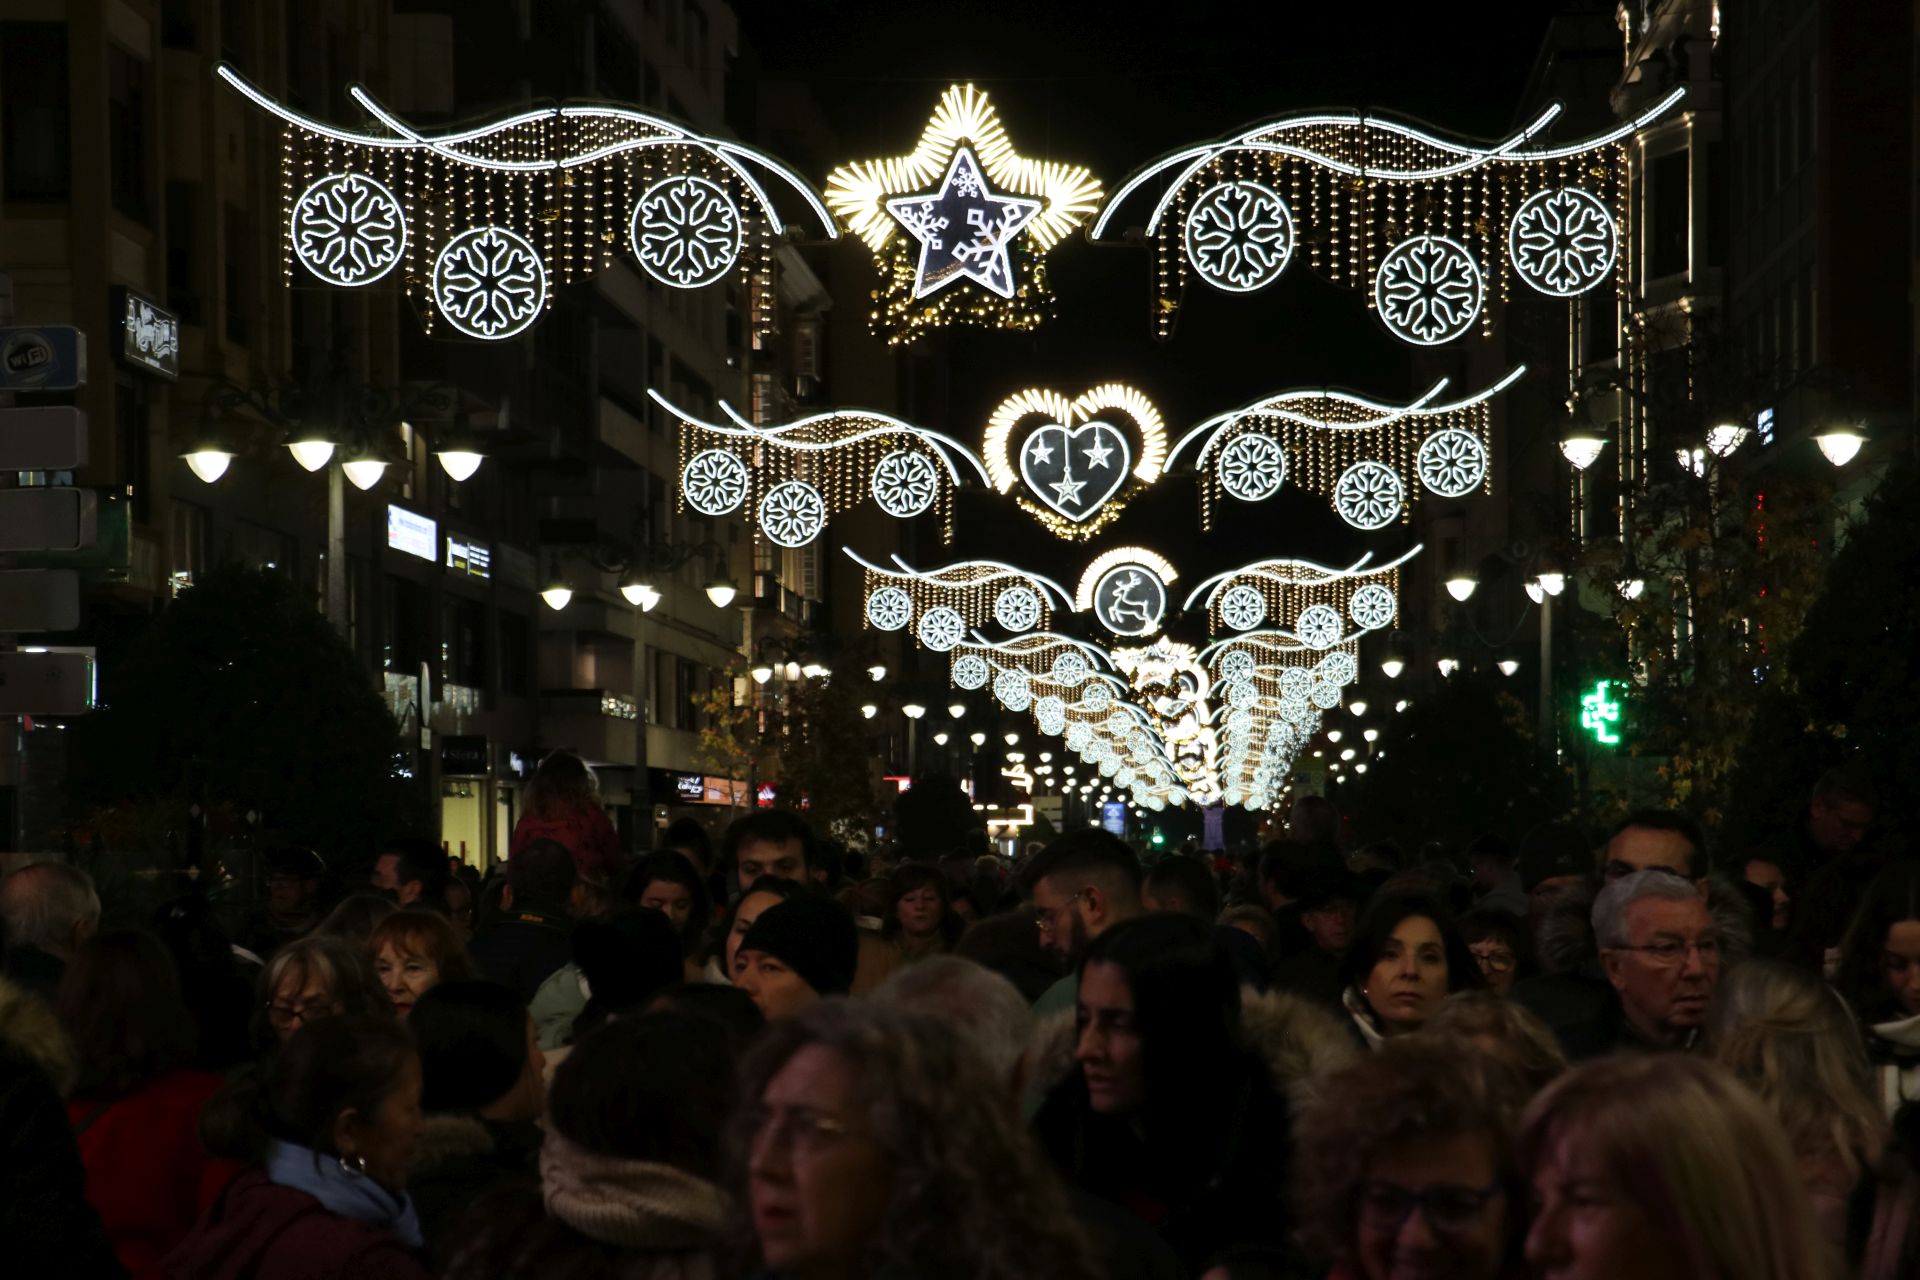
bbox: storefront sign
[441,734,489,777]
[674,773,705,802]
[387,505,437,561]
[115,290,178,380]
[1101,801,1127,835]
[0,326,86,390]
[756,783,777,808]
[446,535,491,579]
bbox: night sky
[733,0,1571,619]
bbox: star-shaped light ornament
[826,84,1102,344]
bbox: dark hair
[1020,829,1142,899]
[646,981,767,1048]
[205,1015,417,1162]
[525,751,596,820]
[882,863,965,948]
[1812,762,1877,810]
[313,893,398,946]
[953,906,1065,1003]
[411,981,530,1113]
[1285,794,1342,846]
[510,839,579,908]
[1836,863,1920,1021]
[812,840,847,892]
[54,928,197,1097]
[549,1012,736,1177]
[1608,808,1708,876]
[661,817,714,873]
[1466,833,1515,868]
[1143,856,1222,920]
[700,874,802,969]
[721,810,816,878]
[569,909,686,1040]
[1338,891,1486,996]
[623,850,713,949]
[1257,840,1342,892]
[380,836,450,909]
[1459,906,1538,981]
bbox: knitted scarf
[539,1130,729,1257]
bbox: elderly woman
[729,1000,1099,1280]
[1293,1037,1530,1280]
[252,934,390,1050]
[367,911,472,1021]
[1518,1054,1838,1280]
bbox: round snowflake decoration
[1050,650,1090,687]
[917,606,966,652]
[1296,604,1344,650]
[1333,461,1406,530]
[951,653,990,690]
[1219,649,1256,681]
[1417,428,1489,498]
[757,480,827,547]
[1278,667,1313,700]
[682,449,749,515]
[1374,235,1484,346]
[1217,433,1287,503]
[630,175,742,289]
[993,668,1033,713]
[1348,583,1397,632]
[291,173,406,286]
[1309,679,1345,712]
[1227,679,1258,711]
[1220,586,1268,632]
[1316,650,1359,686]
[1508,187,1618,297]
[993,585,1042,633]
[1082,681,1115,713]
[1184,181,1296,293]
[1036,693,1067,723]
[870,450,939,518]
[433,226,548,339]
[866,587,914,632]
[1065,722,1094,752]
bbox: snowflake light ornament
[1316,650,1359,685]
[1374,235,1484,346]
[1507,187,1618,297]
[866,587,914,632]
[1065,722,1094,751]
[1333,461,1406,529]
[1309,679,1345,710]
[1296,604,1344,650]
[917,606,966,652]
[992,585,1042,632]
[757,480,828,547]
[630,175,742,289]
[1184,181,1295,292]
[1220,586,1268,632]
[1279,667,1313,700]
[870,450,939,518]
[1348,584,1397,631]
[951,653,991,689]
[1050,650,1090,687]
[1216,433,1287,502]
[994,668,1033,712]
[432,226,548,339]
[1417,428,1489,497]
[682,449,749,515]
[1219,649,1256,681]
[291,173,406,286]
[1082,681,1115,712]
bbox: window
[234,521,298,578]
[1648,150,1689,279]
[499,612,530,696]
[224,205,252,345]
[166,182,201,322]
[115,377,152,525]
[169,500,209,592]
[109,48,150,223]
[1704,142,1725,269]
[1,24,71,199]
[383,576,423,671]
[162,0,197,48]
[441,597,488,690]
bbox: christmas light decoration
[1183,547,1420,639]
[1169,368,1522,531]
[1090,88,1683,340]
[656,393,989,546]
[845,548,1072,636]
[825,84,1101,343]
[1075,548,1180,638]
[984,385,1169,539]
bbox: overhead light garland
[653,392,989,548]
[844,547,1071,638]
[1090,88,1685,341]
[826,84,1102,344]
[1183,547,1420,640]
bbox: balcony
[753,570,818,627]
[537,688,641,768]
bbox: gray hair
[870,955,1034,1086]
[1592,869,1701,949]
[0,861,101,954]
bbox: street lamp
[1326,729,1343,743]
[1815,427,1865,466]
[540,560,573,612]
[284,425,340,473]
[1617,578,1646,601]
[1444,575,1478,602]
[703,575,738,608]
[620,571,662,611]
[1437,657,1459,677]
[1498,658,1521,677]
[868,665,887,681]
[1705,422,1749,457]
[948,702,966,718]
[181,440,235,484]
[750,664,775,685]
[970,731,986,746]
[861,703,878,719]
[1380,656,1405,679]
[1004,732,1019,746]
[902,703,927,720]
[1559,429,1608,471]
[1535,572,1566,597]
[1349,700,1368,717]
[934,732,949,746]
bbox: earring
[338,1153,369,1177]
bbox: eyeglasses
[743,1103,858,1160]
[1360,1181,1504,1235]
[1035,890,1086,936]
[264,999,342,1030]
[1613,938,1720,967]
[1469,947,1515,974]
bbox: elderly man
[1593,869,1722,1051]
[0,861,101,998]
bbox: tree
[1344,675,1572,853]
[777,674,881,844]
[689,672,767,816]
[66,566,422,867]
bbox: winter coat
[470,907,575,1004]
[163,1169,430,1280]
[407,1113,541,1262]
[511,803,622,886]
[0,977,126,1279]
[68,1069,247,1280]
[530,962,591,1050]
[1866,1011,1920,1119]
[1029,986,1359,1273]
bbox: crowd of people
[2,747,1918,1279]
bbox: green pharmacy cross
[1579,681,1622,746]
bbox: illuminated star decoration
[885,147,1040,300]
[825,83,1102,343]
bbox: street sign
[0,406,88,470]
[0,326,87,391]
[0,650,95,715]
[0,569,80,631]
[0,487,97,551]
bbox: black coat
[0,1047,128,1279]
[408,1114,541,1266]
[469,908,574,1004]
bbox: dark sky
[731,0,1582,619]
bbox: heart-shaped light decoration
[983,384,1167,539]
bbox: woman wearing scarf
[165,1016,428,1280]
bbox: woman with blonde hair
[1708,960,1887,1244]
[1422,990,1567,1096]
[1518,1054,1839,1280]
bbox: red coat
[510,801,622,885]
[68,1069,246,1280]
[164,1169,430,1280]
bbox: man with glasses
[1021,831,1144,1017]
[1593,869,1722,1052]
